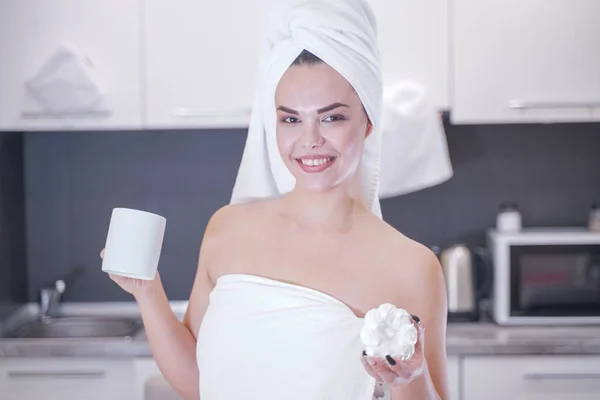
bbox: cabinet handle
[523,372,600,381]
[173,107,251,118]
[509,100,600,110]
[8,370,106,379]
[20,110,112,119]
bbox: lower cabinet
[446,355,460,400]
[376,355,460,400]
[0,357,181,400]
[0,358,136,400]
[134,358,181,400]
[462,355,600,400]
[2,354,599,399]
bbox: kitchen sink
[9,316,142,339]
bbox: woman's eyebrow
[276,103,350,115]
[276,105,299,115]
[317,102,349,114]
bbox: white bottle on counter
[496,202,522,232]
[589,203,600,232]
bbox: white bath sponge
[360,303,418,360]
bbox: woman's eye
[323,115,346,123]
[282,116,300,124]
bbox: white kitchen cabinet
[144,0,274,129]
[134,357,182,400]
[463,355,600,400]
[371,0,449,110]
[0,358,136,400]
[379,355,460,400]
[134,358,161,400]
[451,0,600,124]
[447,355,460,400]
[145,0,449,130]
[0,0,143,131]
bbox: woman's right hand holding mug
[100,248,159,300]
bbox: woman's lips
[295,155,337,173]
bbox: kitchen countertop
[1,303,600,358]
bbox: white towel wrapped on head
[230,0,453,217]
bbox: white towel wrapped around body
[230,0,453,217]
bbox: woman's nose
[301,122,325,148]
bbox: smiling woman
[274,51,372,194]
[102,1,449,399]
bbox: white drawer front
[0,358,135,400]
[464,356,600,400]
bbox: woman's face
[275,61,372,194]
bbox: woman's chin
[288,166,356,195]
[293,179,342,194]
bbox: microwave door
[511,245,600,317]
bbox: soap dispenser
[496,202,522,232]
[589,203,600,232]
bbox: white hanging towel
[230,0,453,218]
[378,81,453,199]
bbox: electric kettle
[437,244,492,322]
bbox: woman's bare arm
[134,271,208,400]
[389,249,449,400]
[127,206,230,399]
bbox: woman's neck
[282,183,367,232]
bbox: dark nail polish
[386,355,397,366]
[411,314,421,324]
[362,350,367,356]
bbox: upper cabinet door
[144,0,271,129]
[371,0,449,110]
[0,1,143,131]
[451,0,600,124]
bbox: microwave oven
[487,227,600,326]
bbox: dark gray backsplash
[0,133,27,318]
[23,130,243,303]
[15,121,600,301]
[381,122,600,247]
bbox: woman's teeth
[299,157,335,166]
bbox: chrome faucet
[39,280,66,320]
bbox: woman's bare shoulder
[366,216,444,305]
[200,200,277,280]
[205,199,276,236]
[366,216,437,266]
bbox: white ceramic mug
[101,208,166,280]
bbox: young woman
[102,1,449,399]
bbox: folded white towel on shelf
[22,42,110,117]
